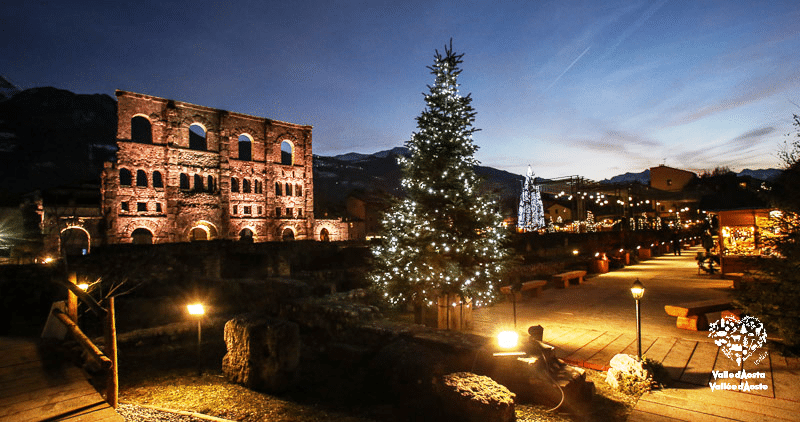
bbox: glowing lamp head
[630,279,645,300]
[497,331,519,350]
[77,283,89,291]
[572,249,579,255]
[43,257,54,264]
[187,303,205,316]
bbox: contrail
[605,0,669,57]
[544,45,591,92]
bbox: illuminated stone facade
[103,90,346,244]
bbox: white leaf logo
[708,316,767,366]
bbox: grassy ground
[116,330,638,422]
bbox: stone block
[222,315,300,392]
[437,372,516,422]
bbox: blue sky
[3,0,799,180]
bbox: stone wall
[104,90,325,245]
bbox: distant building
[544,203,572,222]
[649,165,696,192]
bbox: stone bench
[551,270,587,288]
[664,299,733,331]
[500,280,547,301]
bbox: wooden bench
[500,280,547,301]
[664,299,732,331]
[551,270,587,288]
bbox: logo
[708,315,768,366]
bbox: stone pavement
[470,246,800,421]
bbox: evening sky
[3,0,799,179]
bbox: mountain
[0,76,20,102]
[597,167,781,185]
[0,87,117,202]
[332,146,409,162]
[737,168,782,181]
[599,170,650,185]
[313,146,524,218]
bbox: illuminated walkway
[472,247,800,421]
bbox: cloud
[669,65,800,127]
[672,126,777,170]
[727,126,775,149]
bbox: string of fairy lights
[371,44,508,309]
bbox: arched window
[189,123,207,151]
[231,177,239,192]
[243,179,251,193]
[295,184,302,196]
[207,175,215,192]
[320,228,330,242]
[238,134,252,161]
[136,170,148,187]
[239,228,254,243]
[131,116,152,143]
[275,182,282,196]
[180,173,190,190]
[119,168,132,186]
[254,180,262,194]
[131,228,153,245]
[282,228,295,241]
[285,183,292,196]
[194,174,204,191]
[152,171,163,188]
[281,141,293,165]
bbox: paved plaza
[471,246,800,421]
[472,246,731,342]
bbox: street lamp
[187,303,205,375]
[630,279,645,359]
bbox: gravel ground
[117,404,229,422]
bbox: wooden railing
[52,273,119,408]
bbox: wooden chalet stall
[714,208,780,275]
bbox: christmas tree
[371,41,509,314]
[517,165,545,232]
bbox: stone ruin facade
[102,90,348,245]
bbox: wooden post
[67,273,78,323]
[104,297,118,408]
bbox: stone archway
[281,227,295,241]
[190,227,208,241]
[60,227,90,257]
[239,228,254,243]
[319,228,330,242]
[131,228,153,245]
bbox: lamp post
[187,303,204,375]
[630,279,645,359]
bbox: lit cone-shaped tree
[371,41,509,320]
[517,165,545,232]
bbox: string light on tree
[370,40,510,317]
[517,165,545,232]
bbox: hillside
[0,87,117,202]
[313,146,525,217]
